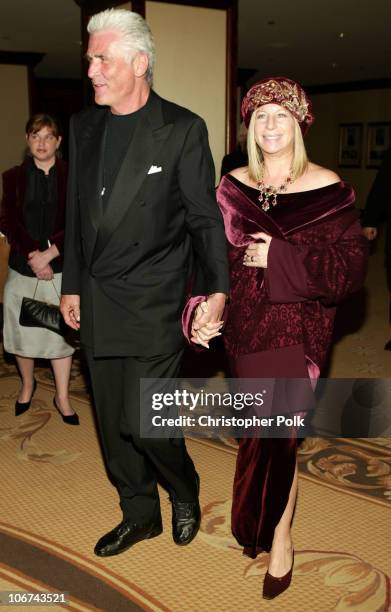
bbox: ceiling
[240,0,391,86]
[1,0,391,86]
[0,0,81,79]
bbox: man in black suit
[361,148,391,349]
[60,8,229,556]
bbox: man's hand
[192,293,226,328]
[362,226,377,241]
[36,264,54,281]
[60,294,81,330]
[243,232,272,268]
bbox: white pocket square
[147,165,162,175]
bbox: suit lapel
[80,109,107,231]
[91,91,173,263]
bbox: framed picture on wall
[366,122,391,168]
[338,123,363,167]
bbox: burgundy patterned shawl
[217,175,368,370]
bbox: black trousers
[85,349,198,522]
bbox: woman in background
[192,77,368,598]
[0,114,78,425]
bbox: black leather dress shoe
[94,519,163,557]
[170,473,201,546]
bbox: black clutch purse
[19,281,67,336]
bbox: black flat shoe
[15,378,37,417]
[94,519,163,557]
[170,472,201,546]
[53,397,79,426]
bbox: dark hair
[25,113,62,138]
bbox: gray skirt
[3,268,75,359]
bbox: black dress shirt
[10,159,59,276]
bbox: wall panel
[306,88,391,208]
[0,65,29,187]
[146,1,226,177]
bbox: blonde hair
[247,110,308,183]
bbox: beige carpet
[329,235,391,379]
[0,376,390,612]
[0,238,391,611]
[0,368,391,612]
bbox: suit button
[133,242,140,247]
[139,200,146,207]
[120,275,127,281]
[91,272,96,278]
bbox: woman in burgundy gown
[192,77,368,599]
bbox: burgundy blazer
[0,158,68,261]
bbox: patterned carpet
[0,240,390,611]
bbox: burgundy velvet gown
[217,174,368,558]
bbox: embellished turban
[241,76,314,135]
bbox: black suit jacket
[62,91,229,356]
[361,148,391,230]
[361,148,391,280]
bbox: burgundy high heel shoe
[53,397,79,426]
[262,550,294,600]
[15,379,37,416]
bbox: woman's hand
[243,232,272,268]
[28,250,50,273]
[36,264,54,280]
[191,301,224,348]
[28,244,59,274]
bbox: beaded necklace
[257,167,294,211]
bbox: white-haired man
[60,9,229,556]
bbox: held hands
[60,294,81,330]
[29,249,55,279]
[36,264,54,280]
[191,292,226,348]
[243,232,272,268]
[28,250,51,274]
[28,245,60,274]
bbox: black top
[102,104,147,212]
[220,146,248,180]
[10,159,59,276]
